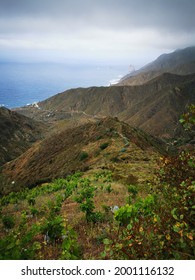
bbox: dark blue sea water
[0,62,128,108]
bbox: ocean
[0,62,128,108]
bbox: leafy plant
[2,215,15,229]
[29,206,39,217]
[126,185,138,204]
[47,200,62,216]
[102,144,194,260]
[75,181,95,222]
[102,195,158,259]
[74,178,102,223]
[157,152,195,259]
[60,227,82,260]
[0,222,41,260]
[0,172,82,206]
[115,195,155,226]
[41,215,65,243]
[27,195,36,206]
[158,151,195,188]
[179,104,195,130]
[127,185,138,197]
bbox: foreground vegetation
[0,150,194,260]
[0,107,194,260]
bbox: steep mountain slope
[15,73,195,139]
[0,117,167,195]
[118,46,195,86]
[0,107,48,166]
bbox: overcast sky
[0,0,195,68]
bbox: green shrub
[74,178,102,223]
[0,223,41,260]
[102,148,195,260]
[179,104,195,130]
[41,215,64,243]
[79,151,89,161]
[115,195,155,226]
[105,184,113,193]
[100,142,109,150]
[29,207,39,217]
[156,152,195,259]
[27,195,36,206]
[60,227,82,260]
[47,200,62,216]
[2,215,15,229]
[127,185,138,203]
[158,151,195,188]
[75,182,95,222]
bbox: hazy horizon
[0,62,129,108]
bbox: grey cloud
[1,0,195,32]
[0,0,195,64]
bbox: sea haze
[0,62,128,108]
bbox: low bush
[100,142,109,150]
[79,151,89,161]
[102,150,195,259]
[102,106,195,259]
[2,215,15,229]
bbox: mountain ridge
[15,72,195,140]
[118,46,195,86]
[0,117,168,195]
